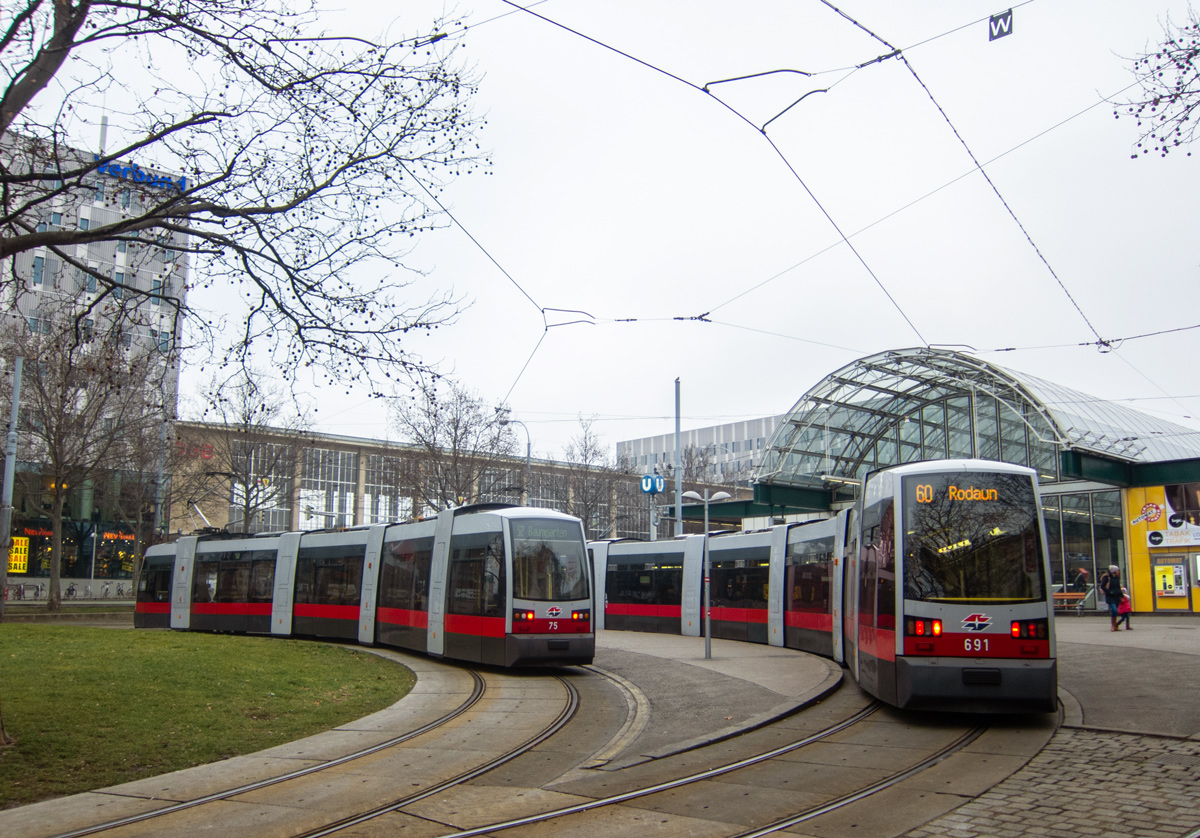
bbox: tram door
[427,509,456,656]
[767,525,787,647]
[831,510,848,664]
[842,508,860,681]
[680,535,704,637]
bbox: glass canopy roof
[755,348,1200,489]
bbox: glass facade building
[756,348,1200,611]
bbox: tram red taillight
[905,618,942,637]
[1011,619,1048,639]
[571,609,590,621]
[513,610,535,622]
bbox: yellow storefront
[1125,485,1200,614]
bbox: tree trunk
[47,494,64,611]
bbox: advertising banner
[1144,483,1200,547]
[7,536,27,574]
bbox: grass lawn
[0,626,415,809]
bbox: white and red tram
[593,459,1056,712]
[136,504,594,668]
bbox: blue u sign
[641,475,666,494]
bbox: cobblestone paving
[903,727,1200,838]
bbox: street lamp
[683,488,731,660]
[497,409,531,507]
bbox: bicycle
[102,582,111,598]
[65,582,77,599]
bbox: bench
[1052,591,1087,614]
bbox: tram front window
[902,472,1046,603]
[510,518,589,602]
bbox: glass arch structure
[756,347,1200,489]
[754,348,1200,605]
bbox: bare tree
[388,378,515,511]
[0,304,165,611]
[562,416,625,539]
[1118,10,1200,157]
[1,1,485,384]
[171,371,310,533]
[679,444,714,483]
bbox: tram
[593,459,1056,712]
[135,504,595,667]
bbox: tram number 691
[964,638,990,653]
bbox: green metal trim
[1060,450,1132,486]
[1060,450,1200,488]
[752,483,833,512]
[671,500,783,522]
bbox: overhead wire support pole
[0,357,22,622]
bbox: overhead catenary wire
[413,2,1195,436]
[815,0,1107,346]
[498,0,929,347]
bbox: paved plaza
[904,615,1200,838]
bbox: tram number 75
[549,621,558,631]
[964,638,990,653]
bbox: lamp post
[683,488,731,659]
[497,410,531,507]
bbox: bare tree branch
[1,1,486,385]
[1117,9,1200,158]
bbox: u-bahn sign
[641,474,666,495]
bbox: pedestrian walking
[1116,586,1132,630]
[1099,565,1124,631]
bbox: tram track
[39,668,582,838]
[411,698,990,838]
[40,669,487,838]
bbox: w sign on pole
[989,9,1013,41]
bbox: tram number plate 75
[964,638,990,653]
[549,621,558,631]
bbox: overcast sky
[185,0,1200,461]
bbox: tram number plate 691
[964,638,990,652]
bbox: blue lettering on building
[92,155,187,192]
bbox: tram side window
[876,504,896,629]
[138,563,172,602]
[859,498,894,628]
[711,559,769,608]
[216,558,250,602]
[607,556,681,606]
[295,544,367,606]
[448,533,505,617]
[786,534,833,613]
[249,553,276,603]
[380,538,434,612]
[193,559,219,603]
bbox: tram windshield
[902,471,1046,604]
[510,518,589,602]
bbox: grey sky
[182,0,1200,460]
